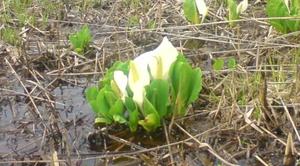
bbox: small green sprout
[183,0,208,24]
[69,25,92,54]
[227,0,248,27]
[213,57,237,71]
[213,58,225,71]
[227,57,237,70]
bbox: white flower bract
[237,0,248,14]
[128,55,152,106]
[195,0,208,23]
[127,37,178,106]
[284,0,290,13]
[113,70,128,101]
[148,37,178,80]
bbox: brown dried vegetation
[0,0,300,165]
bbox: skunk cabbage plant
[183,0,208,24]
[86,37,202,132]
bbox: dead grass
[0,0,300,165]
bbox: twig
[163,120,175,166]
[280,97,300,142]
[4,58,44,121]
[175,123,239,166]
[254,155,269,166]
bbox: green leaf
[139,113,160,132]
[125,97,139,132]
[145,79,170,117]
[113,115,127,124]
[96,89,113,122]
[111,99,123,113]
[169,54,188,97]
[170,55,203,116]
[109,99,124,117]
[85,86,98,102]
[184,0,200,24]
[100,61,129,88]
[89,100,100,114]
[95,117,112,124]
[228,57,237,69]
[124,96,136,111]
[266,0,300,33]
[128,109,139,132]
[69,25,92,54]
[139,98,161,132]
[291,0,300,11]
[175,63,194,115]
[104,90,117,107]
[187,68,202,104]
[213,58,224,71]
[142,98,159,116]
[227,0,239,27]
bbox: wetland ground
[0,0,300,165]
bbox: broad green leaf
[228,0,239,27]
[142,97,159,117]
[139,98,161,132]
[169,61,182,97]
[104,90,117,107]
[128,109,139,132]
[187,68,202,104]
[85,86,98,102]
[266,0,290,33]
[109,99,124,117]
[266,0,300,33]
[175,63,193,115]
[169,54,202,116]
[291,0,300,12]
[170,56,202,116]
[184,0,200,24]
[145,79,170,117]
[89,100,100,114]
[96,89,112,121]
[125,97,139,132]
[169,54,188,97]
[124,96,136,111]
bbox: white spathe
[128,37,178,106]
[237,0,248,14]
[128,53,152,106]
[195,0,208,23]
[113,70,128,101]
[284,0,290,13]
[148,37,178,80]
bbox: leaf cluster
[266,0,300,33]
[85,55,202,132]
[69,25,92,54]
